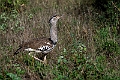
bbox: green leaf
[0,73,3,79]
[7,73,21,80]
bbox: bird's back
[14,37,56,54]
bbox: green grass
[0,0,120,80]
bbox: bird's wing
[21,38,54,53]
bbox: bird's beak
[56,14,64,19]
[58,14,64,19]
[57,16,61,19]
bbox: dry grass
[0,0,120,80]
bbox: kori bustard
[14,15,61,64]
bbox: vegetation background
[0,0,120,80]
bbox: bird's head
[49,15,61,25]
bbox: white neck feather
[50,24,57,44]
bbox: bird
[14,15,61,64]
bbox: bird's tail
[14,47,22,55]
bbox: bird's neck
[50,24,57,44]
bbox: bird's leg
[43,55,47,64]
[28,52,46,64]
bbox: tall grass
[0,0,120,80]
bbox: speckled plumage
[14,38,56,54]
